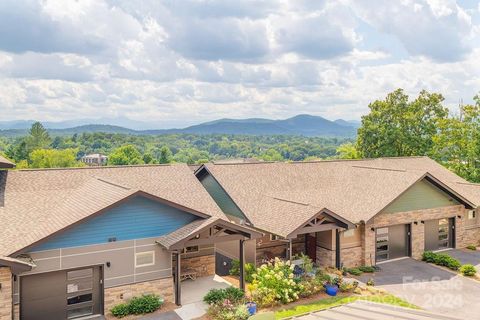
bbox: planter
[325,284,339,296]
[246,302,257,315]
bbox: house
[0,165,261,320]
[81,153,108,166]
[196,157,480,271]
[1,156,480,320]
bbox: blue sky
[0,0,479,128]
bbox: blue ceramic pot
[325,284,338,296]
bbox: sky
[0,0,479,129]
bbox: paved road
[357,258,480,319]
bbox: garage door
[21,266,103,320]
[375,224,411,263]
[424,218,455,251]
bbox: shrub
[366,278,375,286]
[204,289,226,305]
[347,268,362,276]
[207,300,250,320]
[339,281,358,292]
[204,287,245,305]
[467,245,477,251]
[422,251,436,263]
[358,266,376,273]
[111,294,163,318]
[460,264,477,277]
[230,260,256,283]
[245,263,256,283]
[224,287,245,304]
[422,251,461,271]
[249,258,303,307]
[128,294,162,315]
[111,303,130,318]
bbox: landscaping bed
[201,254,414,320]
[422,251,479,280]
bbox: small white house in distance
[81,153,108,166]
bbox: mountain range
[0,115,360,137]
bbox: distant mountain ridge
[0,114,359,137]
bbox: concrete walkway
[356,258,480,319]
[291,300,460,320]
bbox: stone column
[0,267,12,320]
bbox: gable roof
[0,155,15,168]
[201,157,480,236]
[0,164,228,257]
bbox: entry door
[375,224,409,262]
[21,266,103,320]
[305,234,317,262]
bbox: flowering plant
[248,257,303,307]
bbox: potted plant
[246,301,257,315]
[323,275,339,296]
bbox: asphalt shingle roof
[0,155,14,168]
[204,157,480,237]
[0,164,228,257]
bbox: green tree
[357,89,448,158]
[142,152,156,164]
[336,142,360,159]
[259,148,283,161]
[26,122,51,152]
[108,145,144,165]
[6,140,29,162]
[29,148,83,168]
[158,146,173,164]
[431,95,480,182]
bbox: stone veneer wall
[363,205,466,265]
[181,254,215,277]
[0,267,12,320]
[341,246,362,267]
[464,226,480,247]
[316,246,335,267]
[104,278,173,318]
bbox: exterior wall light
[370,227,375,232]
[106,262,111,268]
[421,221,425,224]
[457,215,462,219]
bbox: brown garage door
[424,218,455,251]
[375,224,411,263]
[21,266,103,320]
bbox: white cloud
[0,0,478,126]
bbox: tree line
[337,89,480,182]
[1,88,479,183]
[0,126,348,168]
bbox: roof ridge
[93,176,132,190]
[12,163,181,172]
[351,165,407,172]
[208,156,429,166]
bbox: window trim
[183,246,199,254]
[468,210,476,220]
[135,251,155,268]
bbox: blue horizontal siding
[31,196,199,251]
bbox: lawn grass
[274,294,418,319]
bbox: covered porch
[262,208,356,269]
[156,218,262,306]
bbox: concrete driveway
[356,258,480,319]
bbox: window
[468,210,476,220]
[135,251,155,268]
[183,246,199,254]
[270,234,281,241]
[343,229,355,238]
